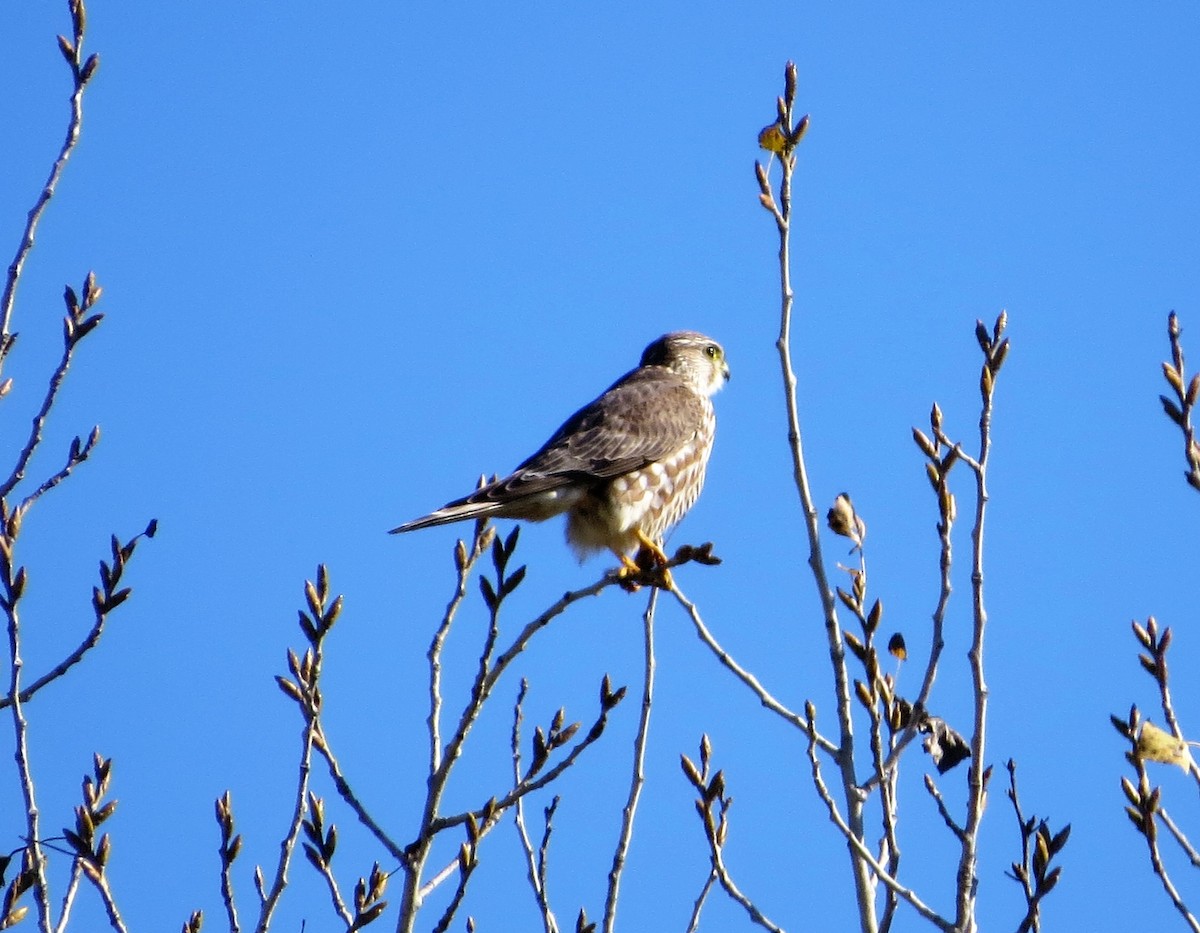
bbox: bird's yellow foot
[611,533,674,591]
[634,530,670,566]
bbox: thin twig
[602,588,657,933]
[923,775,965,843]
[1160,808,1200,867]
[1160,312,1200,491]
[0,589,113,711]
[431,706,614,836]
[840,538,903,933]
[0,7,98,923]
[312,725,407,864]
[253,714,317,932]
[710,845,785,933]
[255,572,337,933]
[685,869,717,933]
[219,853,240,933]
[953,316,1005,931]
[85,873,128,933]
[312,857,353,927]
[512,681,559,933]
[758,63,876,931]
[804,708,953,932]
[1005,764,1035,924]
[484,576,617,692]
[872,417,957,785]
[5,596,53,932]
[0,0,91,371]
[668,582,836,755]
[428,523,492,776]
[415,669,623,905]
[1145,816,1200,933]
[430,851,476,933]
[53,860,83,933]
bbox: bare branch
[923,775,965,843]
[430,841,477,933]
[301,795,353,927]
[52,859,83,933]
[685,869,717,933]
[415,675,624,908]
[602,588,657,933]
[0,0,96,369]
[214,791,242,933]
[757,61,876,929]
[668,581,835,755]
[254,566,341,933]
[512,681,560,933]
[681,738,785,933]
[428,520,494,776]
[1005,760,1069,933]
[0,521,156,712]
[804,705,953,932]
[1116,625,1200,932]
[313,725,407,865]
[5,593,53,929]
[953,312,1008,930]
[1159,312,1200,492]
[1160,808,1200,868]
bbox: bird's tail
[388,499,505,535]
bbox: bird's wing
[513,368,705,481]
[390,369,704,533]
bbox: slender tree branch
[311,856,353,927]
[5,598,53,932]
[710,845,784,933]
[1159,311,1200,492]
[52,860,82,933]
[804,706,952,932]
[253,697,316,932]
[432,706,614,836]
[512,680,560,933]
[1160,808,1200,867]
[923,775,965,843]
[311,726,406,864]
[82,872,127,933]
[668,582,836,755]
[685,869,717,933]
[1144,809,1200,933]
[255,569,340,933]
[214,792,241,933]
[430,847,476,933]
[953,315,1007,932]
[872,410,958,785]
[416,673,624,906]
[758,62,875,930]
[602,588,657,933]
[0,0,94,371]
[681,738,784,932]
[0,585,111,711]
[428,522,493,777]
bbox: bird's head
[640,331,730,397]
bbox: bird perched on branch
[390,331,729,580]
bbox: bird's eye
[705,344,718,359]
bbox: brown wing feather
[390,366,703,533]
[509,367,703,481]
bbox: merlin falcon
[390,331,729,577]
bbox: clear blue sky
[3,2,1200,930]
